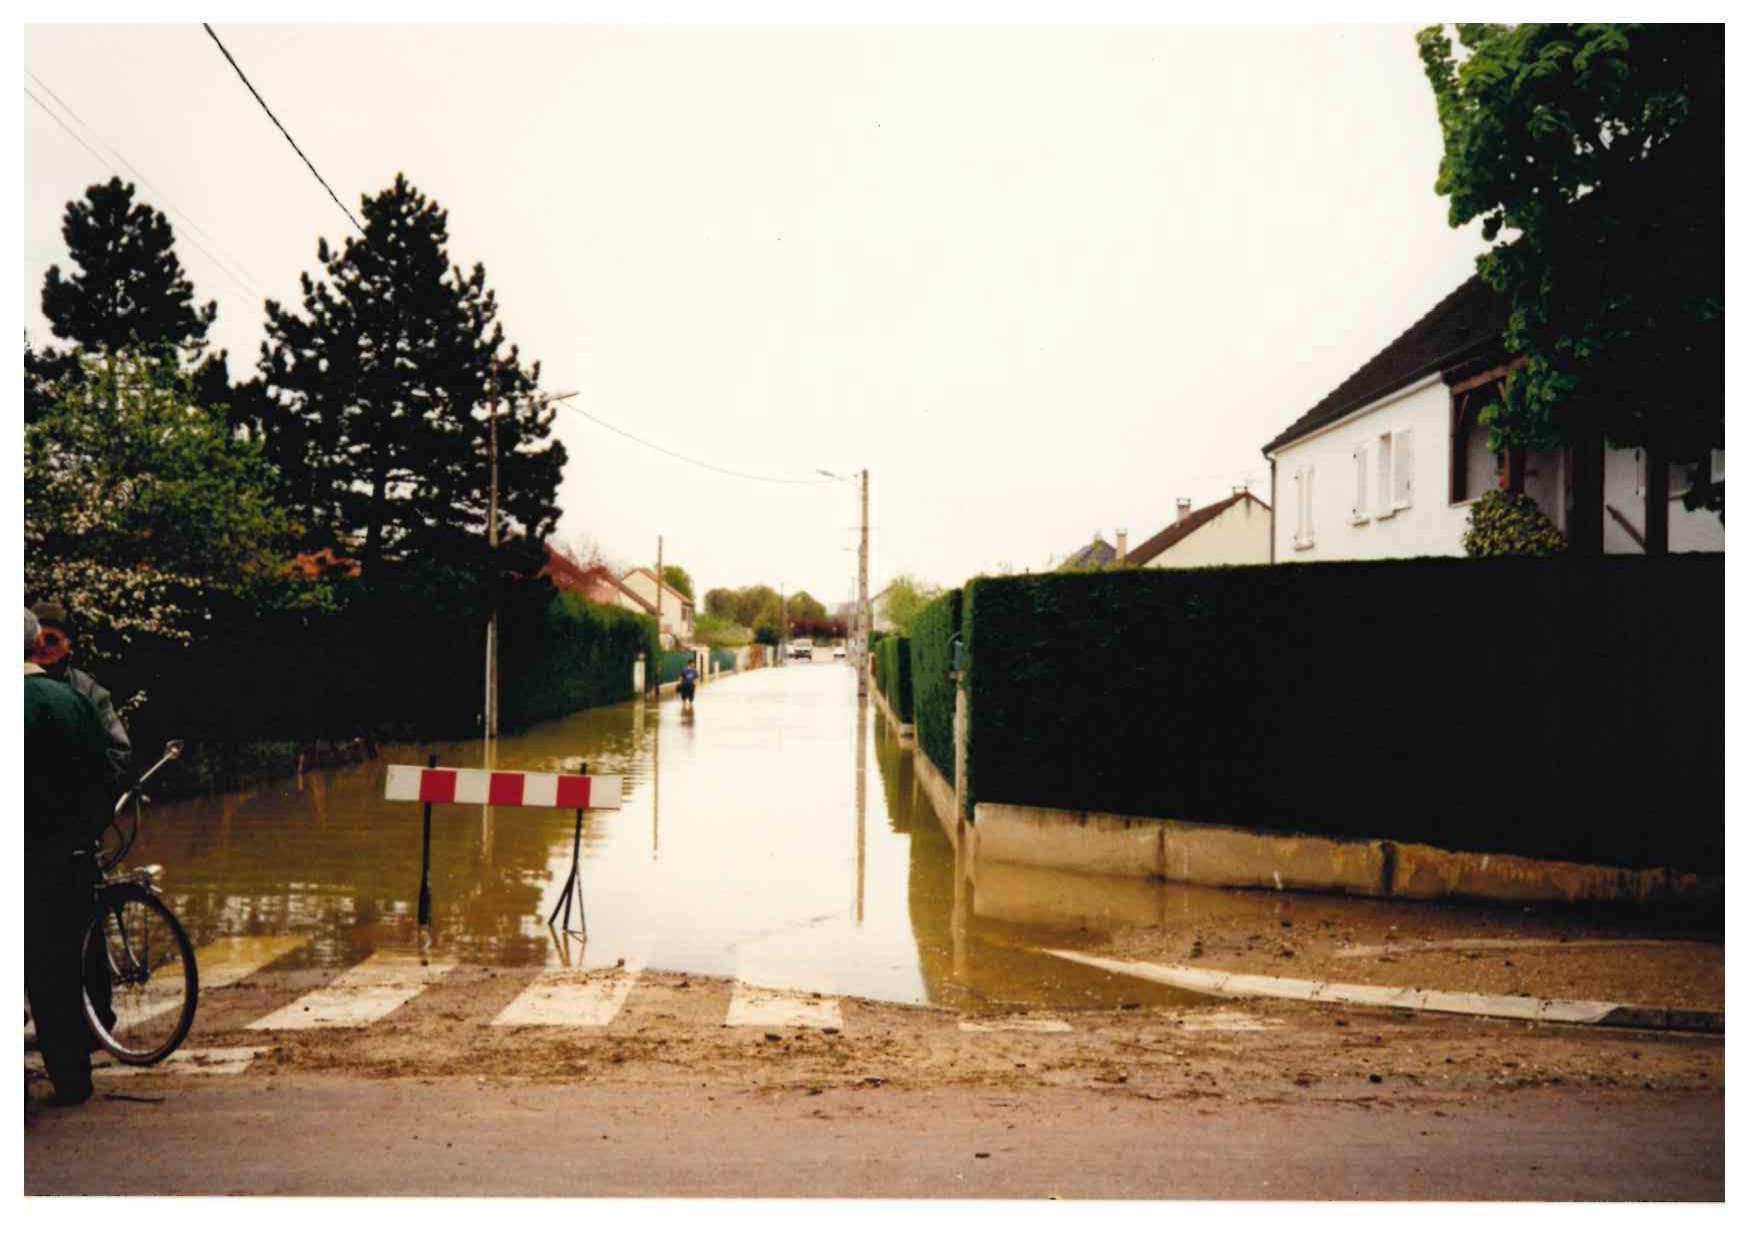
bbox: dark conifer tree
[258,175,566,576]
[41,177,217,353]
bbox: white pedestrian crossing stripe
[28,1046,270,1077]
[493,970,639,1028]
[725,983,842,1029]
[958,1017,1073,1034]
[114,935,310,1031]
[248,952,453,1031]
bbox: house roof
[1123,491,1268,565]
[622,566,695,605]
[1058,537,1119,571]
[1261,275,1509,456]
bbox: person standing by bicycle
[24,608,115,1105]
[28,599,131,793]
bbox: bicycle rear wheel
[82,883,199,1065]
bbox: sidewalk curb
[1044,949,1724,1036]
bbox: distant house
[1057,533,1123,571]
[1261,275,1724,560]
[620,567,695,649]
[1123,491,1270,569]
[540,545,629,608]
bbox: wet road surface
[129,664,1197,1012]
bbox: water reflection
[134,667,1207,1010]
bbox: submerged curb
[1045,949,1724,1036]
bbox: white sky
[19,14,1492,607]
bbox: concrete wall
[970,801,1716,909]
[1138,495,1272,568]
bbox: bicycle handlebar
[112,739,184,819]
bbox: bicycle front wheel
[82,883,199,1065]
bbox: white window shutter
[1353,443,1368,519]
[1305,463,1315,542]
[1292,469,1304,545]
[1394,428,1414,508]
[1377,433,1393,517]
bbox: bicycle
[78,739,199,1066]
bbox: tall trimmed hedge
[503,592,662,726]
[963,557,1722,874]
[907,588,961,781]
[875,634,913,722]
[103,576,660,797]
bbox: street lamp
[819,467,870,696]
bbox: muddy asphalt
[24,914,1726,1199]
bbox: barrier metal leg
[546,807,587,936]
[416,752,437,938]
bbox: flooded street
[132,665,1193,1011]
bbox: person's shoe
[51,1076,94,1106]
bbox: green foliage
[1462,489,1567,557]
[504,591,658,724]
[906,588,962,782]
[24,349,321,657]
[693,612,749,647]
[879,574,941,635]
[41,177,216,355]
[961,560,1720,873]
[786,590,828,624]
[875,634,913,722]
[661,564,695,601]
[705,584,780,627]
[1418,23,1723,518]
[258,174,566,577]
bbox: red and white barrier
[384,765,623,810]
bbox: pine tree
[258,175,566,576]
[41,177,217,354]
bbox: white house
[1262,276,1724,561]
[1123,491,1271,569]
[620,567,695,649]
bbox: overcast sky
[21,20,1488,607]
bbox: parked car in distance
[833,647,846,660]
[788,639,813,661]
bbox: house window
[1450,377,1503,502]
[1350,442,1369,523]
[1292,465,1315,550]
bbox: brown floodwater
[133,665,1204,1011]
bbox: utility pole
[779,581,786,664]
[655,533,665,668]
[857,469,870,697]
[484,361,501,743]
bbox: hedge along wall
[875,634,914,722]
[502,592,661,728]
[962,556,1722,875]
[907,588,961,781]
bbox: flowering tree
[24,349,319,657]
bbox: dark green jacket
[24,666,113,868]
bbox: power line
[25,70,270,300]
[551,395,834,486]
[201,23,363,235]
